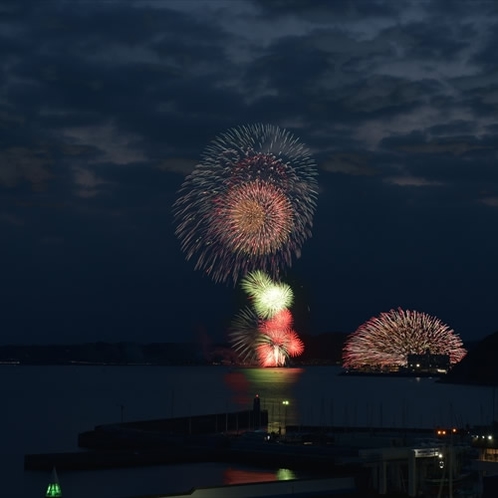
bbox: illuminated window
[483,448,498,462]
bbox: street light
[282,400,289,434]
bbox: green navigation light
[45,482,62,497]
[46,468,62,497]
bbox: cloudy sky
[1,0,498,346]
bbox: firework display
[262,307,294,331]
[229,307,304,367]
[256,329,305,367]
[256,328,290,367]
[228,274,304,367]
[228,307,261,364]
[258,309,304,366]
[241,270,294,319]
[173,124,318,285]
[342,308,467,369]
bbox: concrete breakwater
[25,407,452,477]
[24,407,363,474]
[78,408,268,450]
[25,408,268,471]
[24,446,225,471]
[23,441,363,473]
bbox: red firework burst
[286,331,305,357]
[257,309,304,367]
[263,308,294,330]
[342,307,467,369]
[229,307,305,367]
[256,328,289,367]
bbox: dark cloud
[157,158,197,175]
[0,147,53,191]
[475,27,498,69]
[1,0,498,344]
[386,135,494,156]
[0,212,24,225]
[321,152,378,176]
[425,0,498,18]
[252,0,398,20]
[382,21,470,62]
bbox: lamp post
[282,400,289,435]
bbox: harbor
[24,395,489,497]
[16,355,498,498]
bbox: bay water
[2,365,494,497]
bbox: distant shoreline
[0,361,341,367]
[339,370,444,378]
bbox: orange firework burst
[212,180,294,256]
[173,124,317,285]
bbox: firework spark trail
[256,328,290,367]
[240,270,273,294]
[228,306,262,364]
[285,331,305,357]
[342,307,467,369]
[256,328,304,367]
[256,310,304,367]
[261,309,305,361]
[241,270,294,319]
[173,124,318,285]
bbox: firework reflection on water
[224,367,303,434]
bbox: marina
[25,401,484,497]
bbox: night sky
[1,0,498,346]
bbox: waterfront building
[471,427,498,497]
[406,351,451,374]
